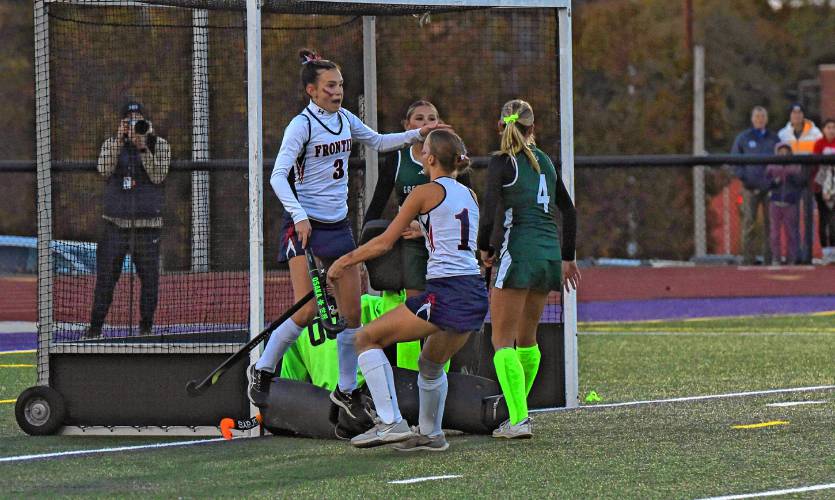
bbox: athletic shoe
[350,419,414,448]
[391,431,449,452]
[247,364,273,408]
[329,387,357,419]
[492,417,533,439]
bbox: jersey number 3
[332,159,345,180]
[537,174,550,213]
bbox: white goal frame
[244,0,577,410]
[33,0,577,437]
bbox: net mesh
[35,1,563,379]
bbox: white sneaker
[350,419,414,448]
[492,417,533,439]
[391,431,449,452]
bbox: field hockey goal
[24,0,576,436]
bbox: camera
[131,119,150,135]
[126,119,157,152]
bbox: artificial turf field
[1,314,833,498]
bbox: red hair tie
[302,53,322,65]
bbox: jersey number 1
[537,174,550,213]
[454,208,471,250]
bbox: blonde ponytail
[498,99,540,173]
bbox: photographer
[86,101,170,338]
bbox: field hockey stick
[305,249,346,338]
[185,290,315,396]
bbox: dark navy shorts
[278,215,356,263]
[405,275,488,333]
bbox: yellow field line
[0,350,35,355]
[732,420,789,429]
[0,364,34,368]
[0,399,17,404]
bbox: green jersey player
[478,99,581,439]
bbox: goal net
[34,0,575,431]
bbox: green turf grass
[580,313,835,333]
[1,390,832,498]
[1,316,833,497]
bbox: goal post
[29,0,577,436]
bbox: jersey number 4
[537,174,550,213]
[332,159,345,180]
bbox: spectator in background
[732,106,779,265]
[85,101,171,338]
[813,119,835,263]
[766,143,802,265]
[778,104,822,264]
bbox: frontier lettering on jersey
[314,138,352,158]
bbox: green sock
[516,344,541,398]
[493,348,528,424]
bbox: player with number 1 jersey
[328,130,487,451]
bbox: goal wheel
[15,386,66,436]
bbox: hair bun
[299,48,320,65]
[454,153,472,173]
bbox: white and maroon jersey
[270,101,422,224]
[418,176,480,279]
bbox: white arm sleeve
[270,116,310,224]
[342,109,422,153]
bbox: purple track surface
[2,295,834,352]
[0,333,36,351]
[577,295,835,322]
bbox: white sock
[255,318,303,372]
[337,327,360,392]
[358,349,401,425]
[418,371,447,437]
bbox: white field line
[766,400,828,407]
[388,475,462,485]
[696,482,835,499]
[0,437,229,463]
[530,385,835,413]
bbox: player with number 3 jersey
[247,48,448,412]
[478,99,580,439]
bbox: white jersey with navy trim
[270,101,423,224]
[418,176,480,279]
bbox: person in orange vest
[778,104,822,264]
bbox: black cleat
[247,364,273,408]
[329,387,357,419]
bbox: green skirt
[494,256,562,292]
